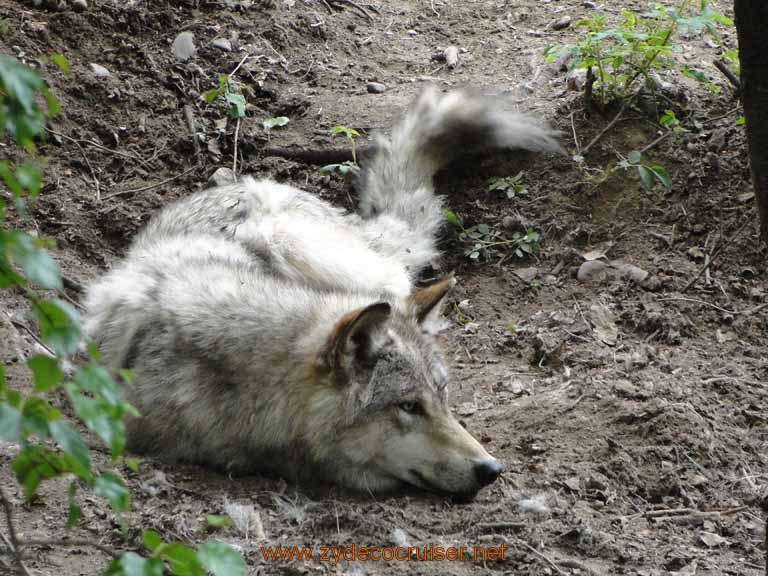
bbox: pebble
[72,0,87,11]
[212,38,233,52]
[550,16,572,30]
[207,167,236,188]
[576,260,608,283]
[89,63,111,78]
[366,82,386,94]
[172,31,196,62]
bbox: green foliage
[618,149,672,191]
[321,125,362,180]
[443,209,541,262]
[1,56,245,575]
[203,75,246,119]
[488,172,528,199]
[546,0,732,107]
[262,116,289,131]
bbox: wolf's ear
[321,302,391,372]
[407,275,456,329]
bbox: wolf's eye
[399,401,425,416]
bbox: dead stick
[581,101,628,155]
[681,218,752,293]
[713,59,741,92]
[328,0,374,21]
[260,144,374,165]
[19,538,121,560]
[522,542,567,576]
[102,166,197,200]
[183,105,200,163]
[232,118,241,178]
[46,128,101,201]
[0,486,33,576]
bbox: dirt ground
[1,0,767,574]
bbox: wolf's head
[309,276,504,498]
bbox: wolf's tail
[358,87,561,277]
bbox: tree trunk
[734,1,768,244]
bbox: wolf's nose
[474,460,504,487]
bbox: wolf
[84,87,560,498]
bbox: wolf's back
[358,87,561,276]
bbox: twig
[713,59,741,92]
[570,111,580,154]
[260,144,374,165]
[327,0,374,21]
[640,130,674,155]
[19,538,121,560]
[658,296,737,315]
[471,521,526,533]
[102,166,197,200]
[0,486,32,576]
[46,129,144,162]
[4,312,56,357]
[183,104,200,163]
[522,542,567,576]
[681,218,752,293]
[581,101,628,155]
[62,275,84,294]
[46,128,101,201]
[429,0,440,18]
[228,53,251,80]
[232,117,241,178]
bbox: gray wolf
[84,87,560,498]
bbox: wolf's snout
[474,459,504,487]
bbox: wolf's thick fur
[85,87,560,497]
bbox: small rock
[443,46,459,68]
[697,531,728,548]
[390,528,410,548]
[172,31,196,62]
[207,167,236,188]
[405,29,418,37]
[212,38,232,52]
[686,246,705,261]
[514,267,538,284]
[89,63,111,78]
[611,260,649,283]
[577,260,608,283]
[366,81,386,94]
[582,1,596,7]
[72,0,87,11]
[563,476,581,492]
[550,16,572,30]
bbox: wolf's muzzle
[474,459,504,487]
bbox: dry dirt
[1,0,767,575]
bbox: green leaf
[51,53,70,73]
[262,116,289,130]
[158,542,206,576]
[94,472,130,513]
[142,530,163,552]
[649,164,672,189]
[202,89,221,104]
[197,542,246,576]
[627,150,642,164]
[9,232,62,290]
[637,165,655,191]
[0,404,22,443]
[49,419,91,478]
[442,209,462,229]
[125,457,140,473]
[736,115,745,126]
[27,355,63,392]
[330,125,359,139]
[21,396,56,438]
[225,93,246,119]
[206,515,233,530]
[34,299,81,356]
[16,163,42,199]
[12,445,68,499]
[106,553,163,576]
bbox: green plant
[619,149,672,191]
[443,209,542,262]
[487,172,528,199]
[0,56,245,576]
[262,115,289,141]
[203,75,246,120]
[547,1,732,107]
[320,125,361,179]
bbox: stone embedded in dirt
[172,31,197,62]
[212,38,233,52]
[697,531,728,548]
[582,1,596,7]
[589,304,618,347]
[444,46,459,69]
[577,260,608,283]
[611,260,649,284]
[514,267,539,284]
[390,528,410,548]
[518,494,550,515]
[207,167,236,188]
[72,0,87,11]
[563,476,581,493]
[89,63,111,78]
[366,82,386,94]
[550,16,571,30]
[686,246,705,261]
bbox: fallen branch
[19,538,121,560]
[102,166,197,200]
[581,101,628,156]
[261,144,374,165]
[327,0,374,21]
[681,217,752,293]
[713,59,741,93]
